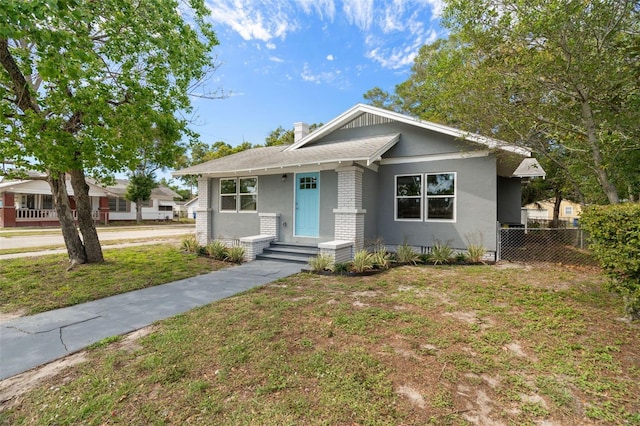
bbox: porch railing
[16,209,100,221]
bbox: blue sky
[190,0,445,147]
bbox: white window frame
[393,172,457,223]
[108,197,131,213]
[425,172,456,222]
[219,176,258,213]
[394,174,423,221]
[564,206,573,216]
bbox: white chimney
[294,122,309,143]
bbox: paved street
[0,224,194,250]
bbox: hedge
[580,203,640,320]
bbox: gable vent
[340,112,394,130]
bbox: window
[299,176,317,189]
[564,206,573,216]
[395,172,456,222]
[159,205,173,212]
[239,177,257,211]
[395,175,422,220]
[138,199,152,208]
[108,197,131,212]
[426,173,455,220]
[42,194,53,210]
[220,177,258,212]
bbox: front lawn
[0,244,227,315]
[1,262,638,424]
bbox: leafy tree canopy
[0,0,219,263]
[368,0,640,204]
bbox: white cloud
[363,1,443,70]
[266,42,277,50]
[205,0,297,42]
[342,0,374,31]
[269,56,285,63]
[296,0,336,21]
[326,54,334,61]
[301,63,337,84]
[421,0,444,18]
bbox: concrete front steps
[255,242,319,264]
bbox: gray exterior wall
[207,171,337,244]
[375,156,498,252]
[362,167,379,245]
[497,176,523,225]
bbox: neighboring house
[522,199,583,227]
[102,179,179,222]
[0,175,179,227]
[183,197,198,219]
[173,104,545,261]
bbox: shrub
[371,247,391,270]
[464,232,487,263]
[333,262,350,275]
[225,246,245,263]
[394,242,420,265]
[205,240,228,260]
[181,235,199,253]
[581,203,640,320]
[430,241,454,265]
[309,253,334,273]
[351,249,374,273]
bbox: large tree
[386,0,639,204]
[0,0,218,264]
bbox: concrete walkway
[0,260,302,380]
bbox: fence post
[496,221,502,261]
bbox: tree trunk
[578,90,620,204]
[48,172,87,264]
[552,190,562,228]
[69,169,104,263]
[136,199,142,223]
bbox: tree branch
[0,38,40,113]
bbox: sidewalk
[0,260,302,380]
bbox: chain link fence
[498,227,598,265]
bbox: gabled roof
[0,175,180,199]
[100,179,180,199]
[173,133,400,177]
[286,103,531,157]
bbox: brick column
[195,177,213,245]
[333,166,366,253]
[98,196,109,225]
[0,192,16,227]
[259,213,280,239]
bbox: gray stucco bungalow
[173,104,544,262]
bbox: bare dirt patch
[0,310,26,324]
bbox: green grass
[0,244,227,314]
[1,263,639,425]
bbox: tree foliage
[581,203,640,320]
[0,0,218,263]
[125,172,157,223]
[373,0,639,204]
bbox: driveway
[0,224,194,250]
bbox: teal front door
[295,172,320,237]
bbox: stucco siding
[362,167,379,245]
[207,171,337,244]
[497,177,523,225]
[375,155,498,251]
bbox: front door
[295,172,320,237]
